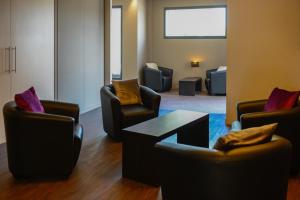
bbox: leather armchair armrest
[41,100,80,124]
[158,66,173,77]
[140,85,161,116]
[237,99,267,120]
[210,70,226,93]
[143,67,163,91]
[100,86,122,138]
[19,111,75,134]
[240,107,300,129]
[100,86,121,109]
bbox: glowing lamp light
[191,61,200,67]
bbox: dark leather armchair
[143,66,173,92]
[205,68,226,95]
[100,85,161,140]
[3,100,83,179]
[156,136,291,200]
[234,99,300,174]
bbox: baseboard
[0,137,6,145]
[80,104,101,114]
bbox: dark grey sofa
[205,68,226,95]
[143,66,173,92]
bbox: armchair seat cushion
[121,105,155,127]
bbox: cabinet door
[83,0,104,112]
[57,0,104,113]
[0,0,12,143]
[57,0,84,109]
[11,0,54,100]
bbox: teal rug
[159,109,229,148]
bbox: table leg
[122,133,160,186]
[179,82,196,96]
[177,115,209,148]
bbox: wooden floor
[0,108,300,200]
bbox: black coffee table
[179,77,202,96]
[122,110,209,186]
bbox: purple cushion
[264,88,300,112]
[15,87,45,113]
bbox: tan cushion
[112,79,142,106]
[214,123,278,151]
[146,63,159,70]
[217,66,227,72]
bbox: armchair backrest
[143,67,164,92]
[156,136,291,200]
[206,68,218,79]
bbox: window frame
[164,5,227,39]
[111,5,123,80]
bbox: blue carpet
[159,109,229,148]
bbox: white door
[11,0,54,100]
[57,0,84,108]
[57,0,104,113]
[0,0,12,143]
[83,0,104,111]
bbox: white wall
[137,0,147,82]
[226,0,300,123]
[147,0,227,89]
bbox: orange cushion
[112,79,142,106]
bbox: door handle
[4,47,10,73]
[11,46,16,73]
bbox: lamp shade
[191,61,200,67]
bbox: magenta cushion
[264,88,300,112]
[15,87,45,113]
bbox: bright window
[111,7,122,80]
[164,6,227,38]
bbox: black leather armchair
[100,85,161,140]
[3,100,83,179]
[234,99,300,174]
[205,68,226,95]
[143,66,173,92]
[156,136,291,200]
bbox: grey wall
[226,0,300,123]
[57,0,104,113]
[147,0,227,90]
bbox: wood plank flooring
[0,108,299,200]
